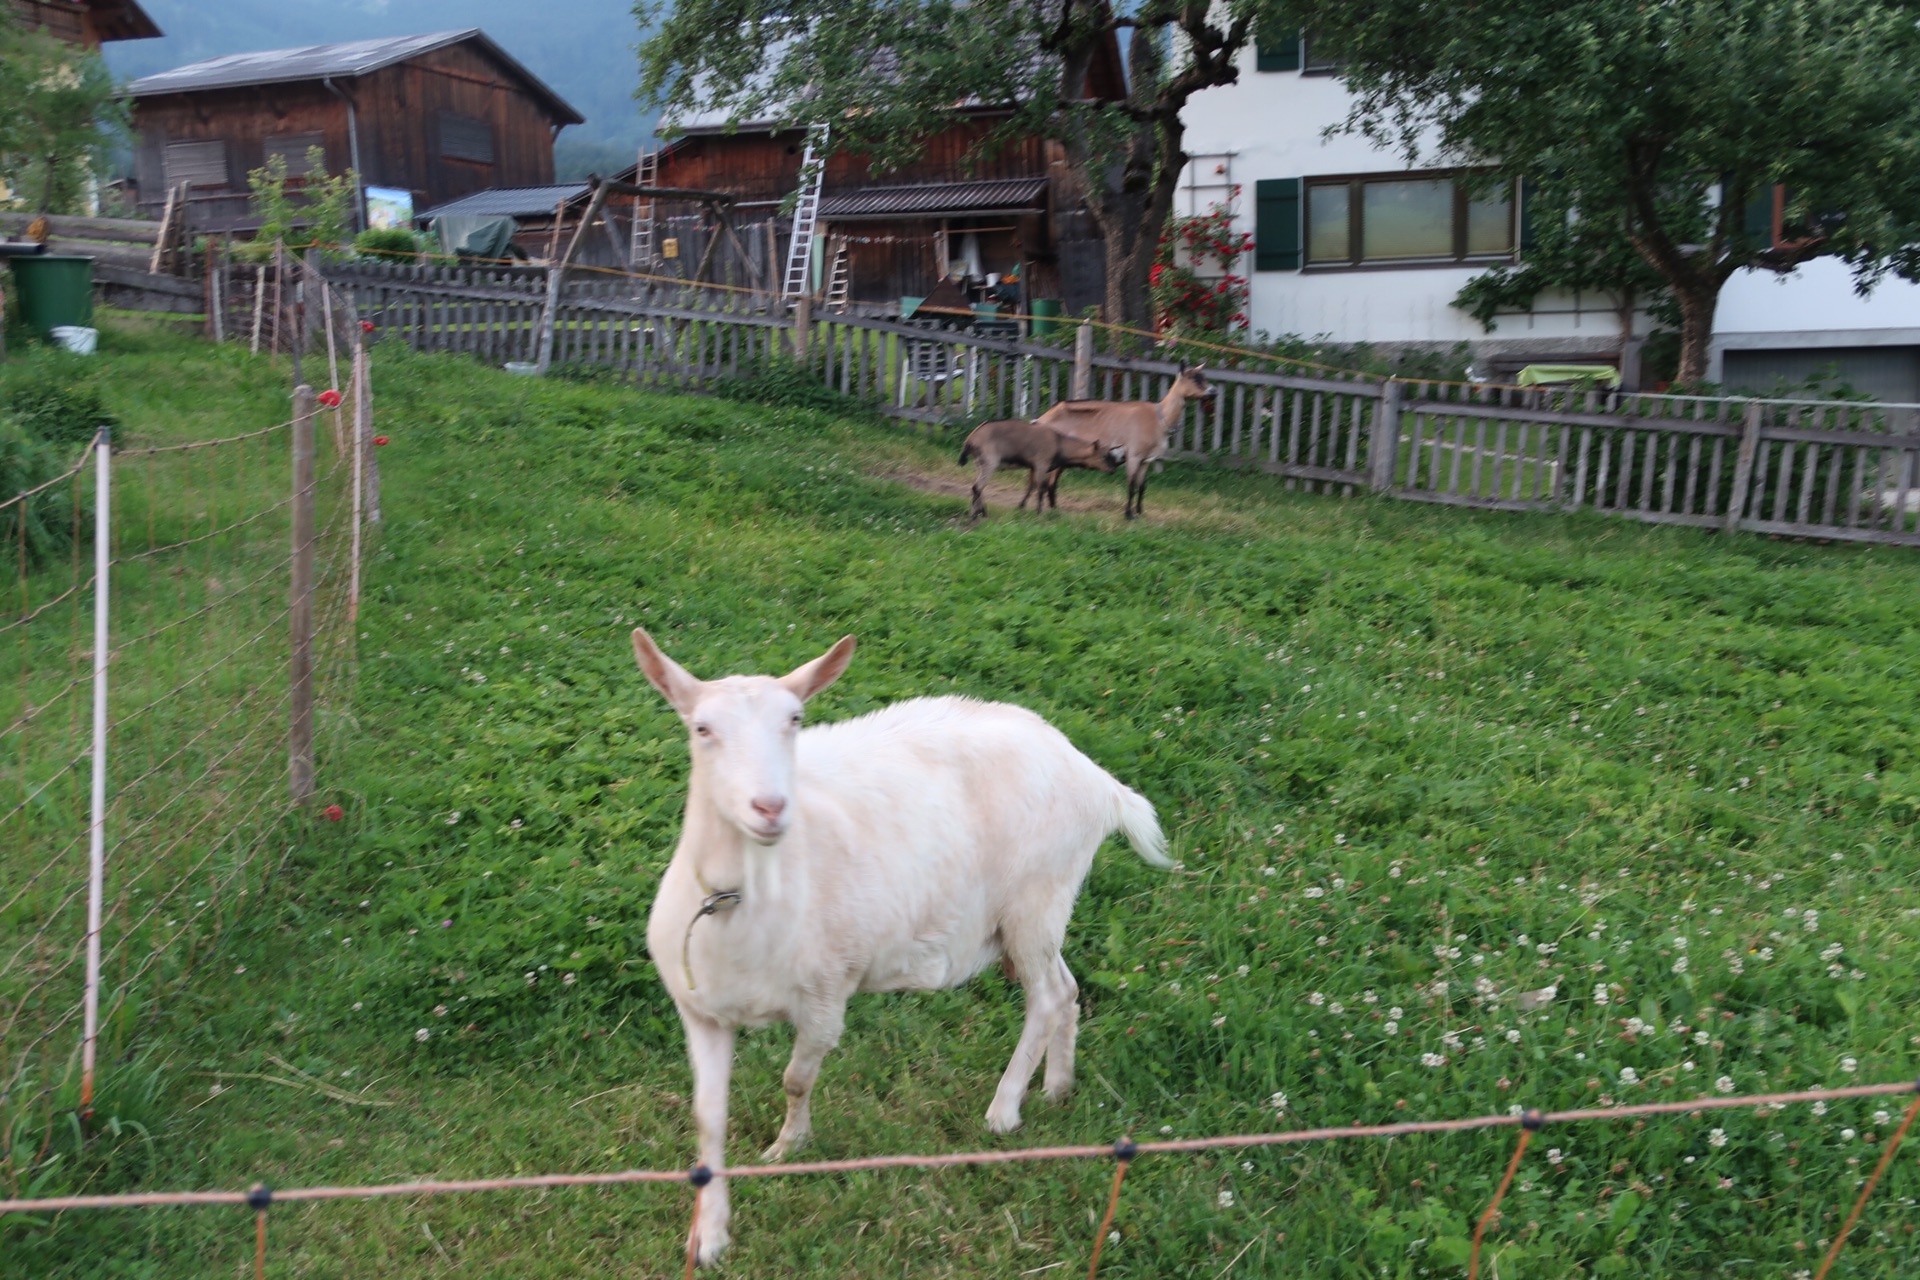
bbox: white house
[1180,31,1920,399]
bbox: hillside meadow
[4,318,1918,1278]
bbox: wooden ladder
[629,148,659,270]
[782,125,829,301]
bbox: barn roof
[126,29,583,124]
[418,184,592,223]
[819,177,1049,220]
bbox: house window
[1305,172,1515,267]
[1257,30,1340,73]
[162,139,228,191]
[439,112,494,164]
[265,133,326,177]
[1302,36,1342,73]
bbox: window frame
[1302,169,1518,271]
[437,111,496,165]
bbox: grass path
[6,325,1919,1277]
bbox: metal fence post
[1370,379,1405,492]
[1724,400,1764,533]
[78,427,112,1117]
[1071,325,1093,401]
[289,385,316,806]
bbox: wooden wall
[131,38,563,232]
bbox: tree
[0,15,130,215]
[635,1,1285,334]
[1451,178,1676,385]
[1288,0,1920,384]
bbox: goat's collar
[681,864,742,991]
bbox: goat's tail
[958,439,976,465]
[1110,783,1172,869]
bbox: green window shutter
[1256,32,1302,73]
[1518,178,1537,253]
[1255,178,1301,271]
[1744,185,1776,245]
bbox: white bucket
[50,325,98,355]
[503,361,540,376]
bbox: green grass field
[5,318,1919,1278]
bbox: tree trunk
[1673,281,1719,387]
[1073,18,1185,344]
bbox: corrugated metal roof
[418,184,591,222]
[127,29,583,124]
[819,178,1048,219]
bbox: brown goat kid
[958,419,1117,521]
[1037,365,1217,519]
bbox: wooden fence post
[1725,400,1764,533]
[1370,379,1405,492]
[289,384,316,806]
[1071,325,1093,401]
[794,291,812,363]
[534,261,564,375]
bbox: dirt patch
[872,462,1122,516]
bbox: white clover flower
[1304,886,1326,899]
[1840,1057,1858,1074]
[1841,1128,1857,1141]
[1619,1067,1640,1085]
[1694,1030,1710,1045]
[1672,956,1689,974]
[1715,1075,1735,1094]
[1329,1002,1345,1016]
[1307,991,1325,1006]
[1383,1021,1399,1035]
[1813,1101,1829,1116]
[1708,1128,1728,1148]
[1874,1110,1891,1127]
[1269,1091,1288,1112]
[1546,1147,1564,1165]
[446,810,461,825]
[1421,1052,1447,1068]
[1505,1029,1522,1044]
[1388,1006,1405,1020]
[414,1028,430,1042]
[1592,984,1610,1006]
[1212,1016,1226,1028]
[1217,1190,1234,1208]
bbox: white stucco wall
[1179,54,1611,351]
[1714,258,1920,342]
[1181,50,1920,369]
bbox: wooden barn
[606,43,1128,316]
[5,0,160,50]
[126,29,582,237]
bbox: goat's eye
[694,724,712,738]
[789,713,803,728]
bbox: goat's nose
[751,796,787,822]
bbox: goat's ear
[780,634,856,703]
[632,627,703,717]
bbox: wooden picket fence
[320,261,1920,546]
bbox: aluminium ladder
[782,125,829,301]
[822,235,850,312]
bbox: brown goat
[1037,365,1217,519]
[957,419,1117,521]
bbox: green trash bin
[9,254,95,339]
[1029,298,1064,336]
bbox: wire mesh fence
[0,265,373,1167]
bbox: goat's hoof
[694,1226,730,1267]
[985,1105,1024,1135]
[760,1132,807,1162]
[1043,1079,1075,1104]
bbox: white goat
[632,628,1170,1266]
